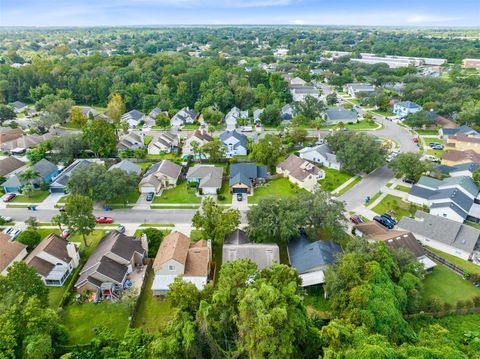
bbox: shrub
[456,300,466,310]
[218,194,225,201]
[17,229,41,248]
[141,228,168,258]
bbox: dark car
[431,144,444,150]
[349,215,363,224]
[237,193,243,201]
[403,177,415,184]
[382,213,397,225]
[429,142,441,148]
[374,216,394,229]
[2,193,16,203]
[146,192,155,201]
[381,214,396,226]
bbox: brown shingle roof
[442,150,480,163]
[354,221,389,237]
[450,133,480,144]
[153,231,191,270]
[184,240,210,277]
[25,233,71,265]
[0,157,25,176]
[277,154,321,181]
[27,256,54,277]
[189,130,213,142]
[0,233,27,272]
[371,231,425,258]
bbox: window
[169,265,175,271]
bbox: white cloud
[406,14,463,24]
[289,19,307,25]
[126,0,295,7]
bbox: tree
[155,112,170,128]
[0,261,48,305]
[294,95,325,122]
[141,228,167,258]
[457,99,480,126]
[25,216,39,229]
[404,110,436,128]
[192,196,240,244]
[19,168,40,185]
[167,278,202,316]
[0,104,16,124]
[389,152,431,180]
[252,134,284,170]
[288,127,308,145]
[201,106,224,126]
[474,168,480,188]
[69,106,88,127]
[16,229,41,248]
[328,131,387,175]
[52,194,96,247]
[247,197,306,243]
[83,118,118,157]
[202,138,226,162]
[50,134,87,164]
[46,98,74,123]
[326,93,338,106]
[107,93,126,124]
[259,103,281,126]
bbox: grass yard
[372,194,420,219]
[134,270,173,332]
[143,135,153,145]
[395,185,411,193]
[371,109,394,117]
[423,137,442,146]
[138,161,154,170]
[416,129,439,135]
[421,265,480,305]
[217,180,233,204]
[335,176,362,196]
[61,301,130,344]
[427,246,480,276]
[427,148,445,157]
[250,177,309,204]
[182,124,200,130]
[318,167,353,192]
[303,285,331,317]
[11,190,50,203]
[320,120,379,131]
[152,181,201,204]
[145,153,182,161]
[48,287,66,308]
[110,190,141,206]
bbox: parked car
[402,177,415,184]
[146,192,155,201]
[58,207,66,212]
[0,215,12,222]
[431,144,444,150]
[349,215,363,224]
[3,227,21,239]
[96,216,113,224]
[382,213,397,225]
[241,126,253,132]
[429,142,441,148]
[2,193,16,202]
[381,214,396,226]
[373,216,394,229]
[237,193,243,201]
[61,229,71,239]
[115,225,126,233]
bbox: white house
[152,231,210,295]
[225,107,248,130]
[171,107,197,127]
[276,154,324,192]
[182,130,213,158]
[298,144,341,170]
[121,110,145,128]
[393,101,422,118]
[219,130,248,157]
[186,165,223,195]
[138,160,182,194]
[343,83,376,98]
[148,132,178,155]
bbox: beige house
[446,133,480,154]
[151,231,210,295]
[276,154,324,192]
[441,150,480,166]
[0,127,23,149]
[0,233,27,276]
[138,160,182,194]
[25,233,80,286]
[182,130,213,157]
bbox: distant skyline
[1,0,479,27]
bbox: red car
[2,193,16,203]
[349,215,364,225]
[96,216,113,224]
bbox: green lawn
[320,120,379,131]
[303,285,331,317]
[48,287,66,309]
[395,185,411,193]
[335,176,362,196]
[372,194,420,219]
[250,177,309,204]
[427,148,445,157]
[153,181,201,204]
[145,153,182,161]
[61,301,130,344]
[421,265,480,305]
[11,190,50,203]
[423,137,442,146]
[368,191,382,204]
[427,246,480,276]
[371,109,394,117]
[134,270,173,333]
[217,180,233,204]
[416,129,439,135]
[110,190,141,206]
[319,167,353,192]
[138,162,154,170]
[182,124,200,130]
[143,135,153,145]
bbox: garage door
[232,188,248,194]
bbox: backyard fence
[129,261,152,328]
[424,248,466,277]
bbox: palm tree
[312,117,325,141]
[19,169,40,197]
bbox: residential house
[121,110,145,128]
[25,233,80,286]
[435,163,480,178]
[354,221,435,270]
[0,233,27,276]
[398,211,480,261]
[74,231,147,294]
[463,59,480,70]
[1,132,53,154]
[10,101,27,113]
[408,175,479,223]
[0,156,26,177]
[219,130,248,157]
[182,130,213,158]
[151,231,210,295]
[442,150,480,166]
[393,101,422,117]
[229,163,267,194]
[3,159,58,193]
[290,77,307,86]
[298,144,341,170]
[324,108,358,125]
[186,165,223,195]
[290,85,320,102]
[223,229,279,270]
[118,132,145,151]
[171,107,197,127]
[439,125,479,140]
[446,133,480,155]
[287,235,342,287]
[276,154,324,192]
[280,104,295,121]
[0,127,23,150]
[108,159,142,176]
[148,132,178,155]
[344,83,376,98]
[253,108,264,123]
[77,106,98,118]
[225,107,248,130]
[144,107,165,127]
[50,159,99,193]
[138,160,182,194]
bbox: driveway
[231,193,249,211]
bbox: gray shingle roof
[122,110,145,122]
[229,164,267,184]
[288,236,342,274]
[186,165,223,189]
[219,130,248,149]
[50,159,94,188]
[396,101,422,110]
[398,211,480,253]
[108,160,141,176]
[325,108,358,123]
[429,188,473,213]
[32,159,57,179]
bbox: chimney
[66,242,80,267]
[140,233,149,255]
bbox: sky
[1,0,479,27]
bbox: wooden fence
[424,248,466,277]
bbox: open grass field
[410,313,480,343]
[319,167,353,192]
[153,181,201,204]
[416,129,439,135]
[110,190,141,206]
[427,247,480,276]
[421,265,480,305]
[250,177,309,203]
